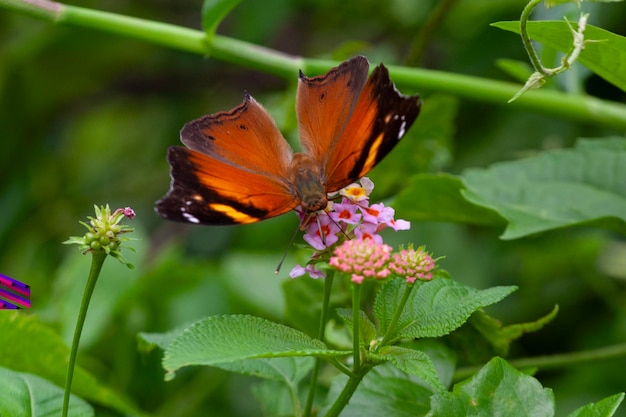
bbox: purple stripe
[0,288,30,308]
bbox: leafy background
[1,0,626,416]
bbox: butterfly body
[156,56,421,225]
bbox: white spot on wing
[182,212,200,224]
[398,120,407,139]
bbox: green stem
[323,365,371,417]
[519,0,544,74]
[376,282,415,350]
[1,0,626,128]
[62,251,107,417]
[453,341,626,382]
[303,270,335,417]
[352,284,362,373]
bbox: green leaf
[336,308,378,347]
[322,363,435,417]
[0,367,93,417]
[218,356,315,381]
[163,315,349,380]
[495,59,535,83]
[567,393,625,417]
[461,137,626,239]
[393,173,505,226]
[372,346,446,394]
[492,20,626,92]
[375,278,516,342]
[469,306,559,356]
[429,357,555,417]
[202,0,242,37]
[0,312,142,416]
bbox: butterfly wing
[297,57,421,192]
[296,56,370,163]
[156,93,299,225]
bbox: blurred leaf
[202,0,243,37]
[372,346,446,394]
[496,59,535,83]
[429,357,555,417]
[393,173,505,226]
[461,137,626,239]
[567,393,625,417]
[0,312,142,416]
[492,20,626,92]
[374,278,517,341]
[469,305,559,356]
[322,363,434,417]
[0,367,93,417]
[137,325,186,353]
[163,315,350,380]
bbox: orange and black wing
[156,93,298,225]
[299,58,421,192]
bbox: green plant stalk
[352,284,362,373]
[453,341,626,382]
[376,282,415,350]
[62,251,107,417]
[2,0,626,128]
[303,270,335,417]
[519,0,544,74]
[323,364,372,417]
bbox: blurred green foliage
[1,0,626,416]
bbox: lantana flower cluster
[290,178,436,284]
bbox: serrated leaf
[0,312,141,416]
[0,367,93,417]
[469,305,559,356]
[461,137,626,239]
[202,0,242,37]
[322,363,434,417]
[372,346,446,394]
[428,357,555,417]
[336,308,378,346]
[137,324,186,353]
[492,20,626,92]
[567,392,625,417]
[375,278,516,342]
[393,173,505,226]
[163,315,349,379]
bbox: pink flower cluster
[329,239,392,284]
[389,246,436,283]
[289,177,428,283]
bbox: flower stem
[323,365,371,417]
[352,284,362,373]
[303,270,335,417]
[1,0,626,128]
[376,282,415,350]
[62,251,107,417]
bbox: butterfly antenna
[275,223,302,274]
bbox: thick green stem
[453,341,626,382]
[323,364,371,417]
[351,284,362,373]
[62,251,107,417]
[1,0,625,128]
[303,270,335,417]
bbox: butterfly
[156,56,421,226]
